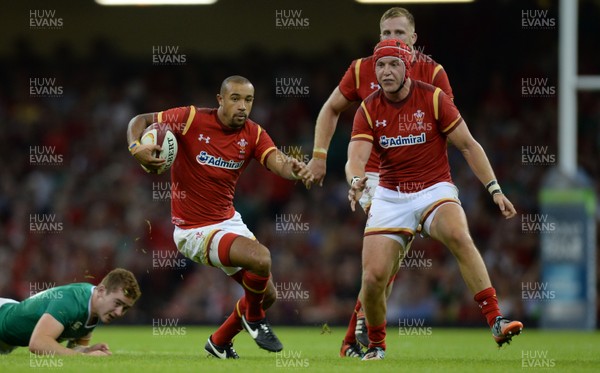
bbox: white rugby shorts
[173,211,254,276]
[364,182,460,249]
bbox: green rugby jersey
[0,283,98,346]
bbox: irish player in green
[0,268,141,356]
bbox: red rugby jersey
[154,106,276,228]
[339,50,453,173]
[350,80,461,192]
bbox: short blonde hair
[380,7,415,31]
[100,268,141,301]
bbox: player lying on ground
[0,268,141,356]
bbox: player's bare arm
[29,314,109,356]
[126,113,165,170]
[345,140,371,212]
[447,120,517,219]
[308,87,355,186]
[265,150,314,188]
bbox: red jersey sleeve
[154,105,196,135]
[350,102,374,143]
[253,125,277,167]
[431,66,454,101]
[338,59,361,102]
[434,88,462,135]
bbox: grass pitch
[2,326,598,372]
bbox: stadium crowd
[1,2,599,329]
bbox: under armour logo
[198,134,210,143]
[370,82,380,90]
[375,120,387,127]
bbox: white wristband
[486,180,502,195]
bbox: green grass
[2,326,599,372]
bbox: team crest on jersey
[375,119,387,128]
[379,133,426,148]
[413,110,425,127]
[197,151,245,169]
[71,321,83,331]
[198,134,210,143]
[237,138,248,159]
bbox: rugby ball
[140,123,178,174]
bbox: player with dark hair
[346,39,523,360]
[307,7,454,357]
[127,75,314,359]
[0,268,141,356]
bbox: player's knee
[250,243,271,275]
[444,229,474,253]
[362,268,387,295]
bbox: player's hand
[132,144,165,173]
[493,193,516,219]
[84,343,112,356]
[306,158,326,187]
[291,159,315,189]
[348,176,368,212]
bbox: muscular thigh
[362,235,403,280]
[428,202,472,247]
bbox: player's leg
[209,272,276,351]
[340,295,364,357]
[227,236,283,352]
[427,202,523,346]
[360,234,403,360]
[341,173,378,357]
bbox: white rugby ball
[140,123,178,174]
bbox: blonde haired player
[0,268,140,356]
